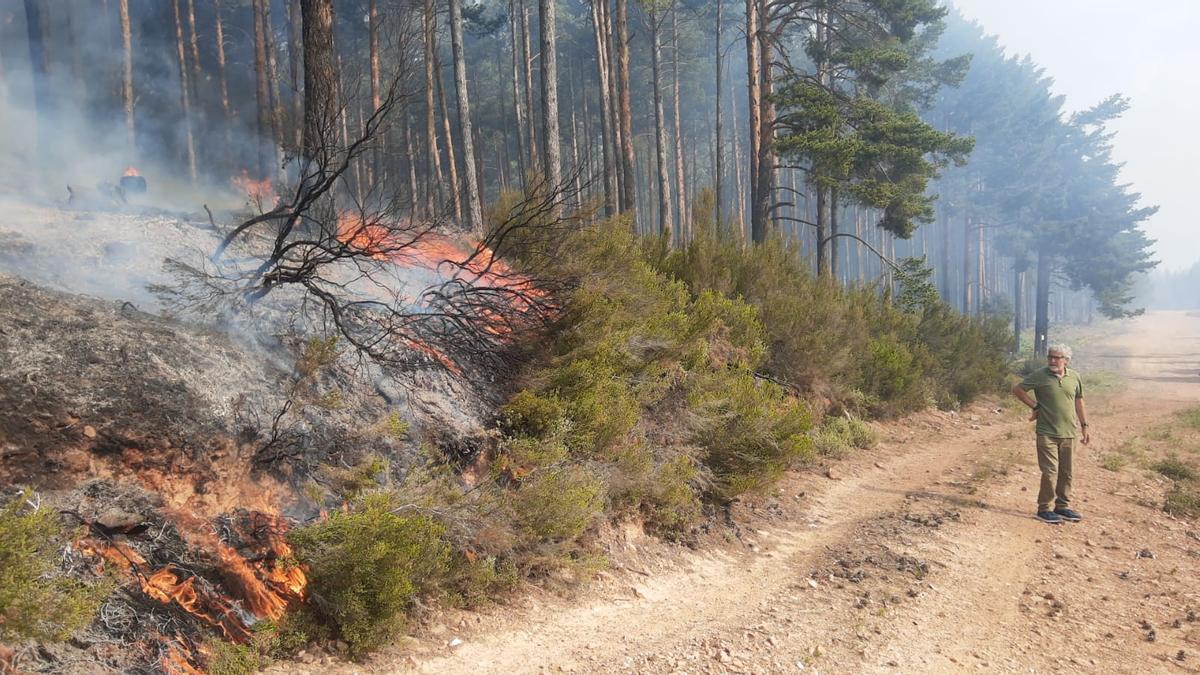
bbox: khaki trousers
[1036,434,1075,512]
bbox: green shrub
[204,639,263,675]
[509,465,606,541]
[251,608,331,659]
[689,371,814,499]
[1101,454,1128,472]
[811,416,878,457]
[1177,407,1200,430]
[287,494,452,656]
[0,493,110,642]
[1164,483,1200,518]
[1151,457,1197,481]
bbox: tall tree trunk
[423,0,445,214]
[816,186,829,276]
[368,0,382,185]
[172,0,198,183]
[519,0,538,174]
[435,48,463,222]
[253,0,272,178]
[977,217,986,314]
[300,0,337,170]
[830,187,840,281]
[1013,265,1024,353]
[649,11,672,239]
[730,72,746,241]
[214,0,233,143]
[670,4,688,243]
[509,0,529,189]
[714,0,724,229]
[186,0,202,104]
[23,0,52,169]
[538,0,562,203]
[602,0,624,206]
[1034,249,1051,356]
[745,0,760,237]
[962,214,972,313]
[404,112,419,208]
[119,0,135,161]
[589,0,616,216]
[264,1,285,181]
[288,0,302,151]
[615,0,636,224]
[448,0,482,229]
[752,0,774,243]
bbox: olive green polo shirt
[1019,366,1084,438]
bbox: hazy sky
[950,0,1200,273]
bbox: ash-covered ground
[0,199,503,673]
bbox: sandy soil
[272,310,1200,675]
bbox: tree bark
[615,0,636,224]
[214,0,233,137]
[368,0,382,185]
[172,0,198,183]
[423,0,445,214]
[1013,266,1024,353]
[300,0,337,170]
[589,0,616,216]
[752,0,774,243]
[119,0,135,161]
[714,0,724,229]
[670,4,688,243]
[1034,249,1051,356]
[519,0,538,174]
[435,41,463,222]
[186,0,202,104]
[538,0,562,202]
[264,0,285,181]
[253,0,273,178]
[448,0,482,229]
[287,0,302,151]
[509,0,529,189]
[649,10,672,239]
[745,0,760,237]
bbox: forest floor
[270,310,1200,675]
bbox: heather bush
[0,493,110,642]
[811,416,878,457]
[287,494,452,656]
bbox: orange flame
[123,166,141,177]
[78,510,307,653]
[334,211,549,347]
[161,642,204,675]
[232,170,277,205]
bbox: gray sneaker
[1054,508,1082,522]
[1035,510,1063,524]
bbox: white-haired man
[1011,343,1091,524]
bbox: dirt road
[283,311,1200,674]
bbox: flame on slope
[333,212,550,367]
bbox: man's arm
[1011,384,1039,421]
[1076,397,1090,445]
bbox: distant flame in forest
[123,166,141,177]
[334,211,547,331]
[231,170,277,205]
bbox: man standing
[1012,343,1091,524]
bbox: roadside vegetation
[269,207,1012,661]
